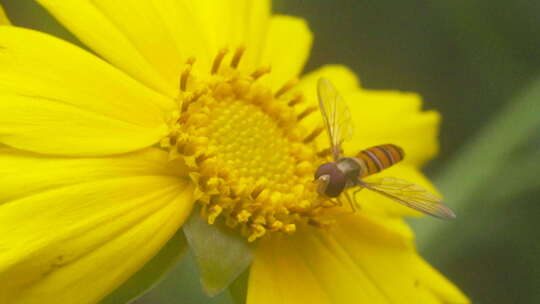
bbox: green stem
[412,77,540,251]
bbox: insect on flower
[314,78,456,220]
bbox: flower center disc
[164,49,331,241]
[207,100,294,184]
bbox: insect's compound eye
[316,174,330,196]
[314,162,346,197]
[315,162,336,179]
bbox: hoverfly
[314,78,455,220]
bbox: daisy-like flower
[0,1,468,304]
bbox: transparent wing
[317,78,354,160]
[361,177,456,220]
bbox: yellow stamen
[303,126,325,143]
[211,48,229,75]
[230,46,246,69]
[207,205,223,224]
[180,60,194,92]
[288,93,304,107]
[164,49,332,241]
[251,66,271,80]
[275,78,299,98]
[297,106,317,121]
[317,148,332,158]
[283,224,296,234]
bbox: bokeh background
[3,0,539,303]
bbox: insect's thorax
[315,144,404,198]
[336,157,363,184]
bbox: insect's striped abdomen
[355,144,405,177]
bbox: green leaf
[100,229,188,304]
[184,209,253,296]
[482,152,540,203]
[135,249,236,304]
[228,269,250,304]
[183,208,254,297]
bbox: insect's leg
[344,191,356,212]
[351,188,364,210]
[321,197,341,208]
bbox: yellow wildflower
[0,5,10,25]
[0,1,468,304]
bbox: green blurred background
[3,0,539,303]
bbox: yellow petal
[0,5,11,25]
[242,0,272,68]
[0,162,194,304]
[187,0,271,70]
[331,216,468,303]
[37,0,272,94]
[344,90,440,167]
[298,65,440,167]
[0,26,174,156]
[0,147,186,205]
[260,15,313,88]
[298,65,361,100]
[36,0,175,96]
[248,215,468,304]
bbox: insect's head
[314,162,347,198]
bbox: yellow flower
[0,5,10,25]
[0,1,468,304]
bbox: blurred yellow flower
[0,5,10,25]
[0,1,468,304]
